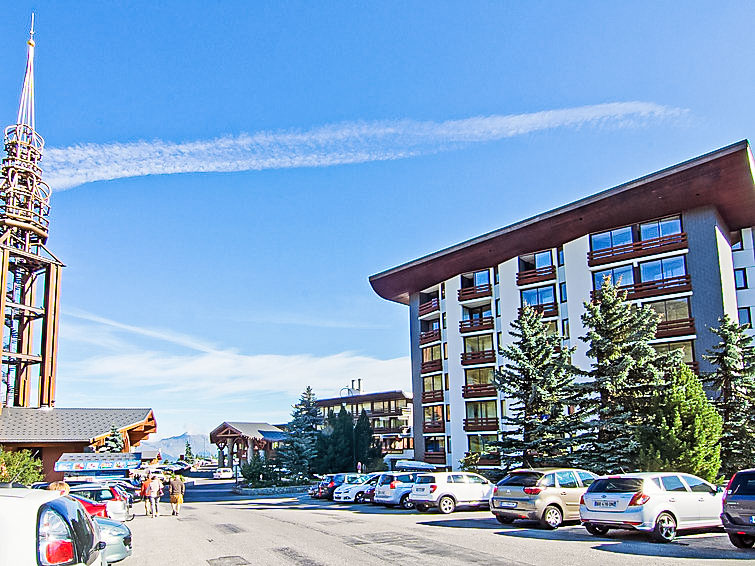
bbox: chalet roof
[209,422,286,444]
[316,390,412,407]
[0,407,154,443]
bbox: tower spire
[17,13,36,132]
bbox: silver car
[580,472,724,542]
[94,516,132,564]
[373,472,419,509]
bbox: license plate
[417,488,426,493]
[497,501,517,509]
[594,500,617,508]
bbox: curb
[231,485,310,496]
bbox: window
[422,345,441,362]
[423,405,443,424]
[466,400,497,419]
[448,474,467,484]
[682,475,714,493]
[540,474,556,488]
[440,282,445,299]
[555,471,579,489]
[421,318,440,332]
[447,436,452,453]
[640,256,686,282]
[640,216,682,241]
[468,474,488,484]
[463,305,492,320]
[497,332,502,347]
[446,404,451,421]
[661,475,688,492]
[521,285,555,307]
[577,471,597,487]
[464,334,493,353]
[443,343,448,360]
[444,373,449,391]
[468,434,497,453]
[495,299,500,317]
[423,374,443,392]
[732,230,743,251]
[425,436,445,452]
[462,270,490,288]
[559,282,567,303]
[493,266,499,285]
[652,340,694,363]
[561,318,570,339]
[735,268,748,289]
[519,250,552,272]
[646,298,690,322]
[590,226,633,251]
[557,246,564,266]
[544,320,558,335]
[465,367,494,386]
[442,313,447,329]
[593,264,634,290]
[499,400,507,417]
[739,307,752,327]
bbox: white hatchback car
[333,474,380,503]
[0,488,105,566]
[580,472,724,542]
[213,467,234,479]
[410,472,495,514]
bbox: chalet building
[209,422,286,472]
[370,140,755,471]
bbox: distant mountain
[139,433,214,462]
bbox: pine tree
[493,305,578,469]
[313,409,337,474]
[636,361,722,481]
[704,314,755,477]
[102,425,124,453]
[572,278,665,474]
[184,441,194,463]
[334,406,355,471]
[353,410,373,471]
[278,386,322,480]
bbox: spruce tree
[493,305,578,469]
[572,278,664,474]
[184,440,194,463]
[704,314,755,477]
[278,386,322,480]
[353,410,373,471]
[334,406,355,471]
[102,425,124,453]
[313,409,337,474]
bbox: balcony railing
[423,421,445,433]
[592,275,692,302]
[421,360,443,374]
[369,408,404,417]
[458,284,492,302]
[421,389,444,403]
[460,350,496,365]
[462,383,497,398]
[587,232,688,267]
[373,426,404,434]
[419,298,440,317]
[424,451,447,465]
[517,265,556,286]
[459,316,494,333]
[463,417,499,432]
[656,318,696,339]
[469,452,501,466]
[518,302,559,318]
[419,328,442,345]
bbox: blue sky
[1,2,753,438]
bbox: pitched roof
[316,390,412,406]
[0,407,153,443]
[209,421,285,443]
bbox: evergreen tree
[102,425,124,453]
[0,446,44,485]
[313,409,337,474]
[353,410,373,471]
[704,314,755,477]
[334,406,355,471]
[184,440,194,463]
[493,305,578,468]
[278,386,322,480]
[636,361,722,481]
[572,278,665,474]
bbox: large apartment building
[370,140,755,471]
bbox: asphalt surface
[123,478,753,566]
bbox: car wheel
[495,515,514,525]
[585,524,610,536]
[354,492,364,504]
[728,532,755,548]
[415,503,430,513]
[438,496,456,514]
[652,512,677,543]
[540,505,563,529]
[400,495,414,510]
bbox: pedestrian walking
[169,474,185,516]
[140,476,152,516]
[147,475,163,518]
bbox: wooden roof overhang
[209,423,244,445]
[370,140,755,304]
[90,409,157,448]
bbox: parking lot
[122,479,752,566]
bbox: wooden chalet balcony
[587,232,688,267]
[472,452,501,466]
[517,265,556,286]
[419,328,442,345]
[419,298,440,317]
[462,383,497,398]
[421,359,443,374]
[592,275,692,301]
[373,426,403,434]
[463,417,499,432]
[460,350,496,365]
[424,451,447,465]
[458,284,492,302]
[423,421,445,433]
[421,389,444,403]
[518,302,559,318]
[459,316,494,333]
[656,318,696,339]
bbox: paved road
[124,479,752,566]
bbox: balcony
[462,383,497,398]
[418,298,440,317]
[421,360,443,374]
[459,316,494,334]
[463,417,499,432]
[587,232,688,267]
[517,265,556,286]
[373,426,404,434]
[470,452,501,466]
[419,328,442,345]
[424,451,447,465]
[423,421,445,433]
[369,408,404,417]
[656,318,696,339]
[460,350,496,366]
[458,284,492,302]
[518,302,559,318]
[592,275,692,302]
[421,389,444,403]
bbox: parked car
[374,472,420,509]
[320,473,367,501]
[94,516,133,564]
[411,471,495,514]
[68,483,134,522]
[213,468,234,480]
[721,468,755,548]
[580,472,723,542]
[333,474,380,503]
[490,468,597,528]
[0,488,106,566]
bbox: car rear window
[378,475,394,485]
[587,478,643,493]
[497,472,542,487]
[730,472,755,496]
[416,475,435,484]
[397,473,416,483]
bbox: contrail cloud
[44,102,684,190]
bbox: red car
[70,493,109,518]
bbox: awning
[54,452,142,472]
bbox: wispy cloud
[45,102,684,190]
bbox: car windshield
[497,472,542,487]
[730,472,755,496]
[587,478,643,493]
[416,475,435,484]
